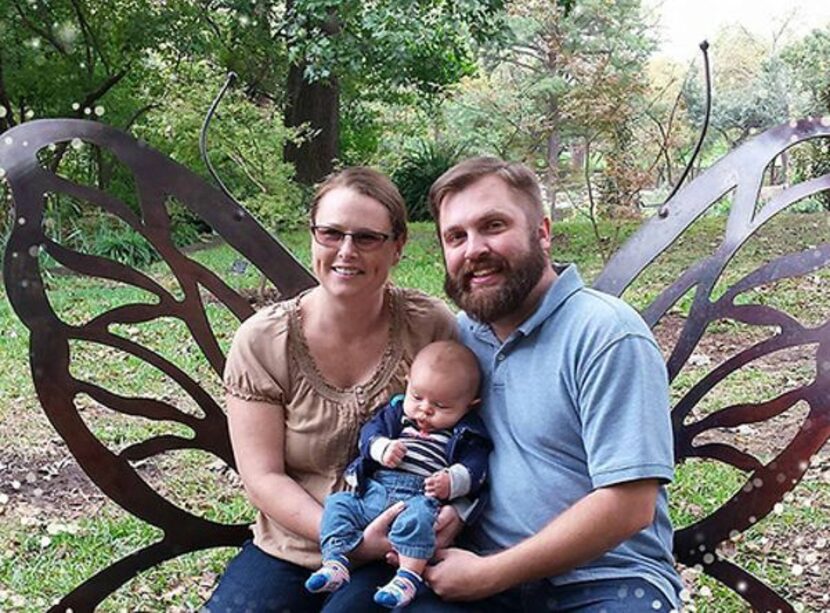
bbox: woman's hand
[351,501,405,564]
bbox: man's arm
[425,478,659,601]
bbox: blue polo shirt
[459,265,681,605]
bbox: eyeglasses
[310,225,394,251]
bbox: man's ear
[538,216,552,250]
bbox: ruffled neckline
[287,286,404,405]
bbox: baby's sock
[373,568,423,609]
[304,555,350,593]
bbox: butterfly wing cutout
[1,119,316,611]
[595,117,830,612]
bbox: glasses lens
[312,226,390,250]
[353,231,387,250]
[313,226,345,246]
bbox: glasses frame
[310,224,395,252]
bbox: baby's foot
[374,569,423,608]
[304,557,350,593]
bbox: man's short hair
[428,157,544,227]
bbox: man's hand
[381,441,407,467]
[424,548,501,601]
[351,501,404,564]
[424,470,451,499]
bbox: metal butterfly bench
[2,117,829,612]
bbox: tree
[0,1,306,259]
[442,0,656,215]
[0,0,179,133]
[780,25,830,209]
[184,0,506,184]
[780,25,830,115]
[682,26,794,148]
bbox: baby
[305,340,491,608]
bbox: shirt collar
[467,264,584,343]
[515,264,584,337]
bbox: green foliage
[683,27,801,148]
[339,100,386,165]
[789,139,830,211]
[284,0,506,98]
[0,0,186,129]
[89,223,159,267]
[136,62,305,233]
[780,25,830,116]
[392,140,467,222]
[789,197,826,214]
[439,0,657,225]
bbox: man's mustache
[457,254,508,286]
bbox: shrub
[392,140,466,222]
[90,223,159,268]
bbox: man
[423,157,682,611]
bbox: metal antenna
[200,71,240,204]
[660,40,712,217]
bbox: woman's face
[311,186,404,300]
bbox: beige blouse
[223,286,457,568]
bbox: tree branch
[123,103,158,132]
[70,0,109,73]
[80,68,129,109]
[11,0,69,55]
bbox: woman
[206,168,459,612]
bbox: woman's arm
[227,394,405,558]
[227,394,323,542]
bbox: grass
[1,214,829,611]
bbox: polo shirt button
[497,353,505,361]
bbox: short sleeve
[577,334,674,488]
[223,305,289,404]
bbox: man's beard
[444,236,548,324]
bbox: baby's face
[402,359,474,433]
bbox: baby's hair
[412,340,481,401]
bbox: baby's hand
[381,441,407,467]
[424,470,451,500]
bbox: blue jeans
[321,470,440,561]
[325,570,673,612]
[474,577,676,612]
[205,543,674,612]
[203,540,326,612]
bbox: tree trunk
[546,129,562,220]
[546,100,562,220]
[283,62,340,185]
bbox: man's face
[438,175,551,325]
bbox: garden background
[1,0,829,610]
